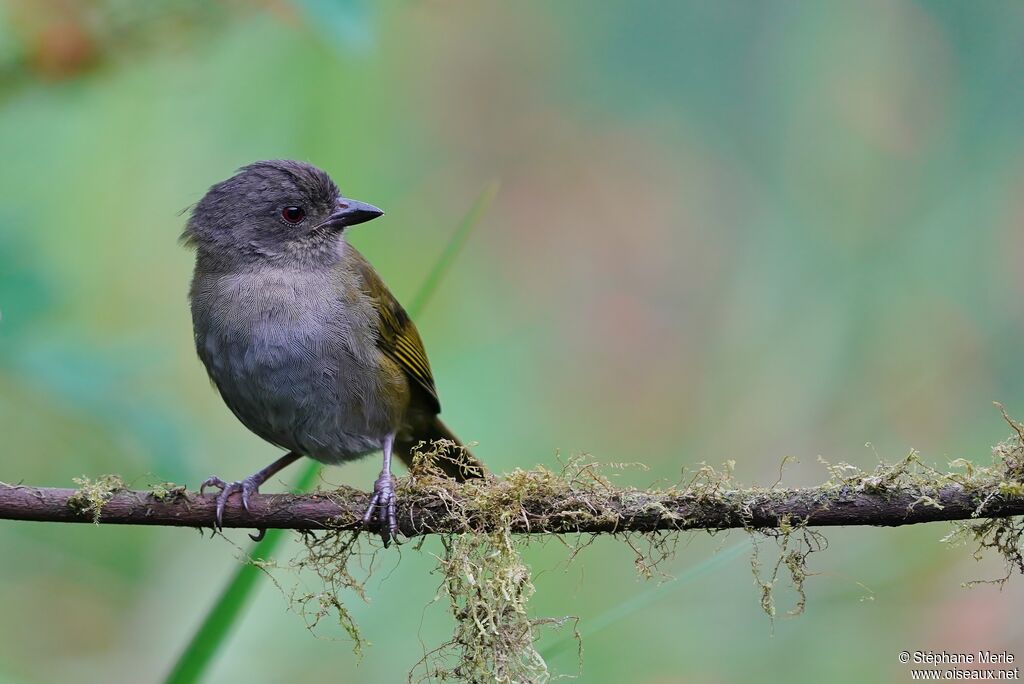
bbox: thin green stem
[540,540,752,660]
[407,181,499,318]
[164,462,321,684]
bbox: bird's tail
[396,417,484,482]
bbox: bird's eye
[281,206,306,224]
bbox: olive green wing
[350,250,441,414]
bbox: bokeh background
[2,1,1024,682]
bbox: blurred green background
[2,1,1024,682]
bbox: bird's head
[183,160,383,267]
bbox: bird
[182,160,483,545]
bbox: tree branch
[2,476,1022,536]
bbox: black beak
[324,198,384,230]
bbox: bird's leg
[362,433,399,546]
[201,451,301,533]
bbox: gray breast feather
[191,267,395,463]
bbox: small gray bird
[183,160,482,545]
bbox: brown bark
[1,481,1020,536]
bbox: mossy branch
[2,460,1023,535]
[4,434,1024,682]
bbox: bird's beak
[324,198,384,230]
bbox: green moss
[149,481,187,501]
[68,474,126,524]
[748,518,826,621]
[943,416,1024,588]
[290,527,368,654]
[413,530,570,682]
[406,443,579,681]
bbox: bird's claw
[362,472,399,547]
[200,475,259,531]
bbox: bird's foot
[200,474,262,535]
[362,472,399,547]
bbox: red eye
[281,206,305,224]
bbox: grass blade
[407,181,499,318]
[164,462,321,684]
[539,540,752,660]
[163,183,497,684]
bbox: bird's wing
[349,249,441,414]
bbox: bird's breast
[189,267,407,461]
